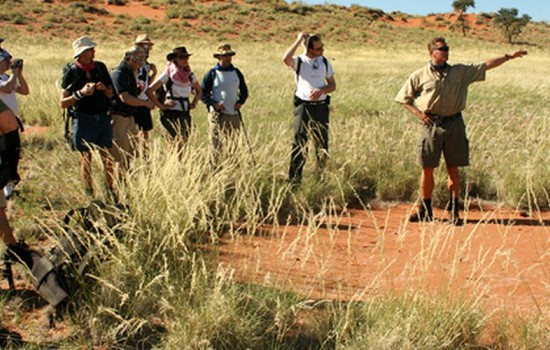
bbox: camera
[10,58,23,70]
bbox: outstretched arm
[485,50,528,70]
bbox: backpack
[155,77,173,105]
[48,200,121,306]
[1,201,120,311]
[60,62,78,147]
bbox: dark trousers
[1,130,20,184]
[288,102,329,182]
[160,109,192,142]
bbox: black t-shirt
[110,61,139,116]
[61,61,113,115]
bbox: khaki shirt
[395,62,486,116]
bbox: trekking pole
[237,110,256,167]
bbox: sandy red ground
[218,204,549,318]
[1,2,543,346]
[103,2,485,32]
[1,204,547,345]
[104,2,165,21]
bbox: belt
[428,112,462,122]
[111,110,134,117]
[295,97,328,106]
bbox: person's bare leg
[0,207,16,245]
[410,167,435,222]
[100,148,115,189]
[80,151,93,195]
[446,165,463,225]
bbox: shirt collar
[215,63,235,71]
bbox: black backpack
[48,200,121,305]
[155,77,173,105]
[60,62,77,147]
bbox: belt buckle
[430,114,443,126]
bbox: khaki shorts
[208,111,241,150]
[417,115,469,168]
[110,113,138,172]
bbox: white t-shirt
[157,67,198,111]
[293,54,334,102]
[0,73,19,115]
[136,63,153,101]
[212,70,240,115]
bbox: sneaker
[3,182,14,199]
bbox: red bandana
[168,62,191,85]
[76,60,96,72]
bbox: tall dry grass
[0,32,548,348]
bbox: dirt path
[218,204,549,318]
[1,203,547,345]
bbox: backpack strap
[234,68,248,105]
[295,57,302,84]
[165,77,190,112]
[296,56,329,80]
[61,62,79,148]
[165,77,174,99]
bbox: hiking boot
[409,209,434,222]
[409,199,434,223]
[446,198,464,226]
[449,214,464,226]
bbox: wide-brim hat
[73,36,97,58]
[166,46,192,61]
[213,43,236,58]
[135,34,154,46]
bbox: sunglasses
[435,45,449,52]
[311,46,324,52]
[177,55,190,59]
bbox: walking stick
[237,110,256,166]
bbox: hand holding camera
[10,58,23,71]
[81,82,96,97]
